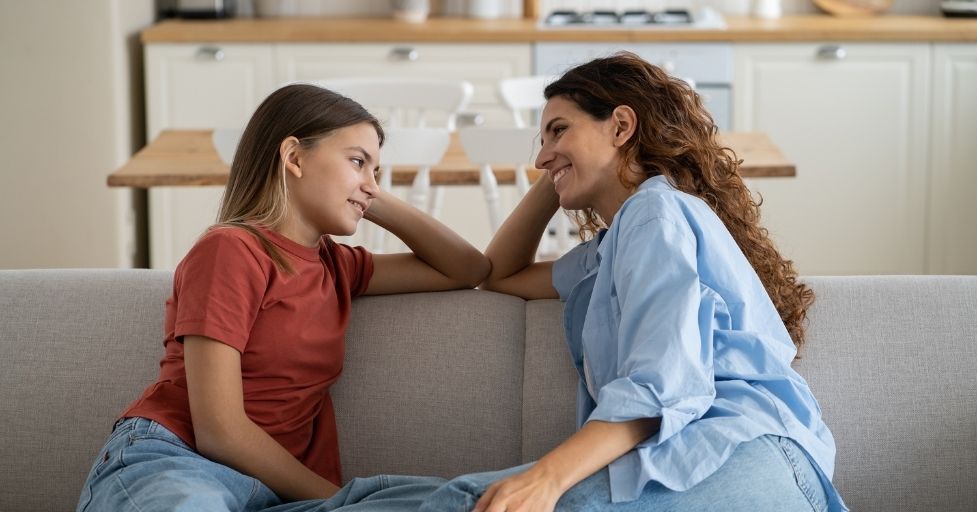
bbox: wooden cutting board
[813,0,893,16]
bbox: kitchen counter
[108,130,795,188]
[141,15,977,43]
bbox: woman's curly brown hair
[545,51,814,349]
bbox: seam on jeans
[129,433,193,452]
[114,472,148,512]
[380,474,390,490]
[778,437,821,512]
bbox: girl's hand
[473,466,563,512]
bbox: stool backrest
[497,75,557,128]
[319,77,474,131]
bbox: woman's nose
[535,144,553,170]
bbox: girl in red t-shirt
[77,84,489,512]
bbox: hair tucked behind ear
[214,83,383,273]
[545,52,814,350]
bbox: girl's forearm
[483,175,560,285]
[196,415,340,502]
[533,418,660,494]
[365,190,489,287]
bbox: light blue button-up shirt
[553,175,847,510]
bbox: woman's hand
[473,466,563,512]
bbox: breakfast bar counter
[108,130,796,188]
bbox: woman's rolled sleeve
[586,216,715,444]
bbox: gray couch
[2,270,976,511]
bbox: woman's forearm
[533,418,660,494]
[483,174,560,286]
[365,189,489,287]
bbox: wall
[0,0,154,268]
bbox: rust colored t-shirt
[121,226,373,486]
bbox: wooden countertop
[108,130,795,188]
[142,15,977,44]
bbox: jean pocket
[777,437,827,512]
[128,420,192,452]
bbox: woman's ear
[280,136,302,178]
[611,105,637,147]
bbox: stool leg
[480,164,501,233]
[430,186,446,220]
[410,166,431,214]
[556,210,572,253]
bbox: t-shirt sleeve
[328,240,374,297]
[172,229,270,353]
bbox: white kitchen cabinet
[276,43,531,127]
[734,43,931,275]
[145,44,276,269]
[928,44,977,275]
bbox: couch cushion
[335,289,527,479]
[0,269,171,512]
[522,299,577,463]
[796,276,977,512]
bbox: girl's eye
[553,126,566,136]
[373,168,381,181]
[351,158,364,168]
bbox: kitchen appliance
[535,42,733,131]
[161,0,237,19]
[541,7,725,29]
[941,1,977,17]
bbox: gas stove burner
[542,7,724,29]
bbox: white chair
[496,75,574,255]
[497,75,556,128]
[458,127,539,234]
[317,77,473,223]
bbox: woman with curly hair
[419,52,847,511]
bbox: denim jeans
[418,435,828,512]
[76,417,445,512]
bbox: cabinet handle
[816,45,846,60]
[456,112,485,127]
[389,47,419,61]
[196,46,226,61]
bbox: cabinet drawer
[145,44,276,137]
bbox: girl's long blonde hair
[215,84,383,273]
[546,52,814,349]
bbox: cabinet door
[145,44,275,269]
[276,43,532,127]
[929,44,977,275]
[735,43,930,275]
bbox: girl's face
[535,96,630,218]
[286,122,381,241]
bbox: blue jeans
[76,417,445,512]
[418,435,828,512]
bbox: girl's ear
[611,105,637,148]
[280,136,302,178]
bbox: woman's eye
[373,169,381,181]
[553,126,566,136]
[351,158,364,168]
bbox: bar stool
[496,75,574,256]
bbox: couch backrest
[1,270,976,511]
[793,276,977,511]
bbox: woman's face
[535,96,626,215]
[287,122,381,240]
